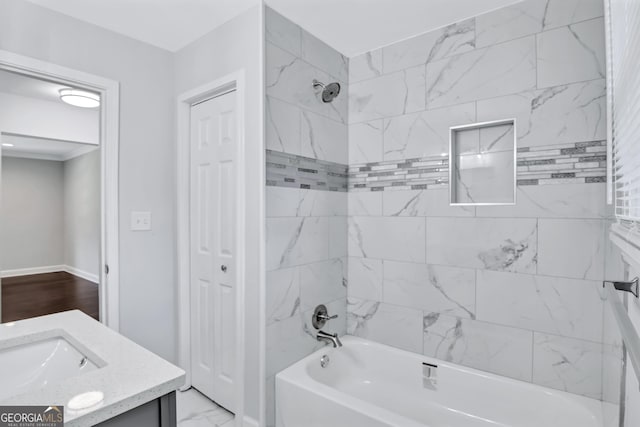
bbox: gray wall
[0,0,177,362]
[1,3,264,418]
[1,151,100,277]
[173,5,263,422]
[64,150,100,278]
[1,157,64,271]
[1,4,265,421]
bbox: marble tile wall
[265,0,621,423]
[265,7,348,427]
[346,0,619,403]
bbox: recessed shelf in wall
[449,119,517,206]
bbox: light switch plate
[131,211,152,231]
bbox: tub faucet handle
[318,313,338,321]
[312,304,338,329]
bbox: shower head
[313,79,341,103]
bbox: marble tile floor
[176,388,234,427]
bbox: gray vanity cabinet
[96,392,176,427]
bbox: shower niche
[449,119,516,206]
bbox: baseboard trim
[0,265,99,283]
[63,265,99,283]
[1,265,65,278]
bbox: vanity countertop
[0,310,185,426]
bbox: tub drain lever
[422,362,438,389]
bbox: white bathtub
[276,336,608,427]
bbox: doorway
[177,73,247,422]
[0,70,101,322]
[1,133,101,322]
[0,50,120,329]
[189,90,238,412]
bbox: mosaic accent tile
[266,150,349,192]
[266,141,606,192]
[347,141,606,192]
[349,155,449,191]
[586,176,606,183]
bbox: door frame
[0,50,120,330]
[176,70,246,423]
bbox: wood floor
[1,271,99,323]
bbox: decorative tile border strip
[516,140,606,185]
[348,140,607,192]
[266,150,348,192]
[266,141,607,193]
[349,156,448,192]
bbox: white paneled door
[189,91,237,412]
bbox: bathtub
[276,336,608,427]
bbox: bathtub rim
[276,335,609,426]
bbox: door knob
[221,265,227,273]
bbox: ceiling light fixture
[59,88,100,108]
[2,143,14,147]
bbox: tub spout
[317,330,342,348]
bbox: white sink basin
[0,337,99,400]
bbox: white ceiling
[23,0,260,52]
[19,0,526,58]
[266,0,525,56]
[1,134,98,161]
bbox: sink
[0,337,99,400]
